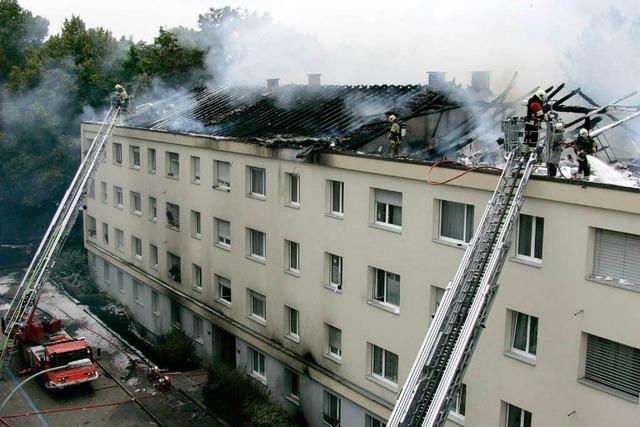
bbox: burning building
[81,77,640,426]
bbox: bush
[50,247,99,298]
[156,328,198,371]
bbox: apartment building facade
[81,122,640,427]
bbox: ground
[0,270,224,427]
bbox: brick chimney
[470,71,490,91]
[427,72,446,89]
[266,78,280,94]
[308,73,322,86]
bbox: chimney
[266,78,280,94]
[427,72,446,89]
[470,71,490,91]
[308,73,322,86]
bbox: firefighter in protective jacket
[574,128,595,179]
[114,84,129,110]
[387,115,402,155]
[524,89,546,153]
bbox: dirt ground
[0,270,224,427]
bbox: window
[190,156,200,183]
[249,290,266,323]
[329,180,344,215]
[216,275,232,305]
[450,383,466,422]
[130,145,140,168]
[440,200,474,244]
[102,222,109,244]
[191,210,201,239]
[166,152,179,177]
[322,391,341,427]
[327,324,342,360]
[215,218,231,247]
[192,264,202,290]
[583,334,640,398]
[113,142,122,165]
[166,202,180,229]
[286,172,300,205]
[100,181,107,203]
[150,244,159,270]
[374,189,402,228]
[284,368,300,401]
[87,215,97,239]
[113,186,123,209]
[170,300,181,327]
[517,214,544,260]
[192,315,203,343]
[371,344,399,384]
[248,228,266,260]
[249,167,266,197]
[151,290,159,315]
[148,148,156,173]
[372,267,400,310]
[130,191,141,215]
[115,228,124,251]
[87,179,95,199]
[248,347,266,382]
[149,197,157,221]
[117,270,124,292]
[592,228,640,287]
[103,261,111,284]
[327,253,343,290]
[285,306,299,341]
[133,280,143,304]
[89,252,96,268]
[510,311,538,358]
[505,403,532,427]
[131,236,143,260]
[431,286,446,317]
[365,414,385,427]
[286,240,300,273]
[167,252,181,283]
[215,160,230,189]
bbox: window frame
[100,181,108,203]
[151,290,160,316]
[215,160,231,190]
[130,191,142,216]
[439,200,475,245]
[285,306,300,342]
[131,236,143,260]
[150,244,159,270]
[322,391,341,427]
[102,222,109,245]
[191,210,202,239]
[167,252,181,283]
[329,180,344,216]
[166,202,180,230]
[327,253,343,290]
[286,240,300,274]
[248,166,266,198]
[215,218,231,249]
[505,402,532,427]
[117,269,124,292]
[374,189,403,229]
[248,228,266,261]
[370,343,399,385]
[248,290,266,325]
[286,172,300,207]
[130,145,141,169]
[87,215,97,239]
[133,280,143,305]
[191,263,203,291]
[192,314,204,344]
[248,347,266,383]
[284,368,300,403]
[166,152,180,178]
[509,311,538,360]
[148,148,157,174]
[326,324,342,361]
[115,228,124,252]
[370,267,401,313]
[190,155,201,184]
[113,186,123,209]
[113,142,123,165]
[148,196,158,222]
[516,214,544,262]
[448,383,467,424]
[216,275,232,306]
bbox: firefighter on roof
[574,128,595,179]
[523,89,547,154]
[114,84,129,110]
[387,114,402,155]
[544,122,565,178]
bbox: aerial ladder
[0,107,121,379]
[387,117,545,427]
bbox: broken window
[215,160,230,189]
[249,167,266,197]
[215,218,231,247]
[511,311,538,358]
[166,202,180,229]
[248,347,266,382]
[216,275,231,305]
[322,391,341,426]
[371,343,399,384]
[113,142,122,165]
[113,186,123,209]
[375,189,402,228]
[166,152,179,177]
[150,244,158,270]
[191,210,201,238]
[505,402,532,427]
[284,368,300,401]
[130,191,141,215]
[329,180,344,215]
[131,236,142,260]
[115,228,124,251]
[167,252,181,283]
[286,240,300,273]
[87,215,97,239]
[192,263,202,290]
[285,306,299,341]
[148,148,156,173]
[149,197,157,221]
[248,228,266,260]
[130,145,140,168]
[327,324,342,359]
[372,267,400,309]
[286,172,300,205]
[440,200,474,244]
[517,214,544,260]
[102,222,109,244]
[190,156,200,183]
[249,290,266,323]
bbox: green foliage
[50,247,99,296]
[156,328,198,371]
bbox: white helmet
[534,89,546,101]
[388,115,397,123]
[115,84,123,91]
[554,122,565,131]
[578,128,589,138]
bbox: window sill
[191,180,201,185]
[215,242,231,252]
[370,222,402,234]
[133,255,143,262]
[367,300,400,315]
[577,377,639,403]
[149,218,158,223]
[166,175,179,180]
[246,255,266,265]
[131,211,142,217]
[284,269,300,278]
[448,411,466,426]
[212,185,230,192]
[130,165,140,171]
[324,284,343,294]
[285,333,300,344]
[148,170,156,175]
[192,234,202,240]
[433,238,468,250]
[249,372,267,385]
[510,256,542,268]
[192,286,203,293]
[113,162,123,167]
[366,374,398,392]
[284,395,300,406]
[116,247,124,253]
[504,351,536,366]
[115,205,124,210]
[194,337,204,346]
[134,299,144,307]
[247,193,266,201]
[167,225,180,232]
[325,212,344,220]
[152,311,160,317]
[248,314,266,326]
[586,276,640,293]
[150,265,159,271]
[324,353,342,365]
[215,298,232,308]
[285,202,301,210]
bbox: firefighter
[114,84,129,110]
[523,89,547,154]
[387,114,401,155]
[574,128,595,179]
[545,122,565,177]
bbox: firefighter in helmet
[523,89,547,154]
[574,128,595,179]
[114,84,129,110]
[387,114,402,155]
